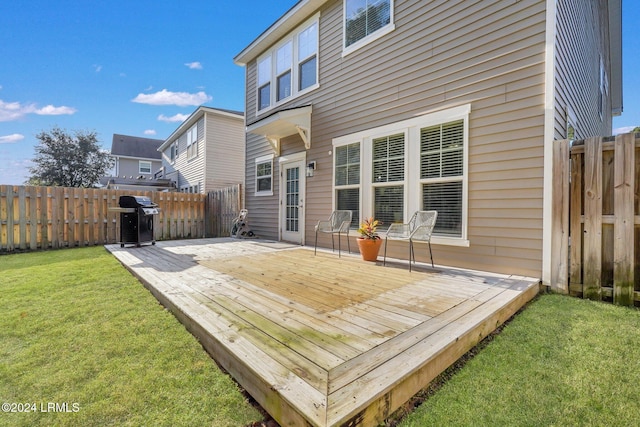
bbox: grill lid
[119,195,157,208]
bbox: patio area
[105,238,540,427]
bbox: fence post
[550,139,570,293]
[613,133,635,306]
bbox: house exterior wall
[160,117,206,193]
[114,157,161,179]
[241,0,616,279]
[553,0,613,140]
[205,113,246,191]
[160,110,245,194]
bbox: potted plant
[356,217,383,261]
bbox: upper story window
[170,142,177,163]
[598,56,608,120]
[139,160,152,174]
[186,124,198,159]
[344,0,394,54]
[256,16,319,112]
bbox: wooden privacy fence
[0,185,206,252]
[551,133,639,306]
[205,184,243,238]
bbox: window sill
[255,191,273,197]
[256,83,320,116]
[431,236,470,247]
[342,24,396,58]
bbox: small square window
[256,158,273,195]
[139,161,152,174]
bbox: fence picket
[0,185,239,253]
[613,133,635,305]
[583,137,603,300]
[553,133,639,306]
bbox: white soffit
[247,105,312,155]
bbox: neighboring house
[101,134,175,191]
[234,0,622,285]
[110,134,163,179]
[156,106,245,194]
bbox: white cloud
[0,133,24,143]
[0,100,33,121]
[132,89,211,106]
[35,105,77,116]
[144,129,157,135]
[158,113,189,123]
[613,126,637,135]
[93,64,102,72]
[0,99,76,121]
[185,61,203,70]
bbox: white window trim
[255,153,274,196]
[255,14,320,114]
[139,160,152,174]
[332,104,471,247]
[342,0,395,57]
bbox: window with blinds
[420,120,464,237]
[332,104,469,244]
[373,133,404,225]
[373,133,404,183]
[345,0,392,48]
[335,143,360,226]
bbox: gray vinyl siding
[205,114,245,191]
[553,0,613,140]
[116,157,161,178]
[160,112,244,194]
[244,0,549,277]
[174,117,205,192]
[245,133,280,239]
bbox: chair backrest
[330,210,352,231]
[409,210,438,241]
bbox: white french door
[279,155,306,244]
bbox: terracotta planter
[357,238,383,261]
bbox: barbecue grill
[118,195,159,247]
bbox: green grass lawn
[398,293,640,427]
[0,247,262,427]
[4,247,640,427]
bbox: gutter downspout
[542,0,557,288]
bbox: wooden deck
[105,238,540,427]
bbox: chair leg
[338,233,341,258]
[314,230,318,255]
[383,237,388,266]
[346,231,351,254]
[428,241,434,268]
[409,240,413,272]
[331,234,335,252]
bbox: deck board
[106,238,539,427]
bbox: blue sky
[0,1,638,185]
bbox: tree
[27,127,113,188]
[633,126,640,133]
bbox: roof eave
[234,0,329,66]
